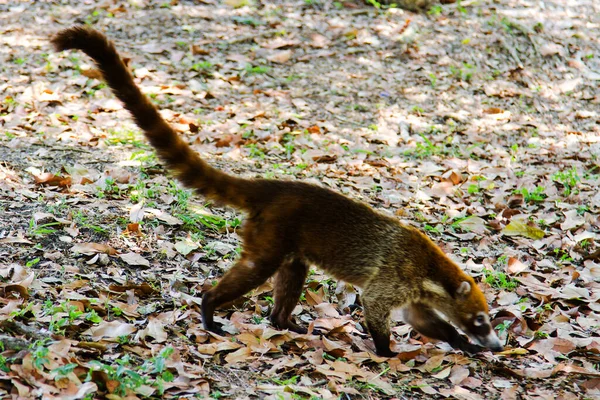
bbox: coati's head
[447,280,504,352]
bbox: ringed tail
[51,26,251,210]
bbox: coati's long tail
[51,26,252,210]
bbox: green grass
[484,270,519,291]
[105,129,146,148]
[192,61,213,71]
[516,186,547,203]
[245,64,269,74]
[28,218,61,237]
[552,167,580,196]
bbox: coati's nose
[479,331,504,352]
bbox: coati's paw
[457,341,485,355]
[309,327,324,336]
[204,322,226,336]
[270,315,309,334]
[375,348,398,358]
[287,325,308,335]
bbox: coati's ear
[456,281,471,298]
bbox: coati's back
[250,180,401,286]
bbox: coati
[51,26,503,357]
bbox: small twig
[583,248,600,261]
[214,29,280,46]
[0,334,30,351]
[0,320,53,343]
[49,146,92,154]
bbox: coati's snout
[462,312,504,352]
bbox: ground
[0,0,599,399]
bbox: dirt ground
[0,0,599,399]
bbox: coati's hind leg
[362,283,404,357]
[201,253,282,333]
[270,258,309,334]
[403,303,484,354]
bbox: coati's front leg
[403,303,484,354]
[362,285,399,357]
[202,254,282,333]
[270,258,310,334]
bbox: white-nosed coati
[51,27,503,357]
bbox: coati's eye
[474,315,486,326]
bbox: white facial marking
[473,312,489,327]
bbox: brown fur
[51,26,502,356]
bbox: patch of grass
[350,103,369,112]
[28,218,61,237]
[129,150,159,171]
[428,73,437,87]
[484,256,518,290]
[483,255,519,291]
[85,347,176,396]
[450,62,475,82]
[484,270,519,291]
[0,353,10,373]
[428,5,443,16]
[467,184,480,195]
[424,224,442,234]
[245,64,269,74]
[411,105,425,115]
[95,177,121,199]
[129,179,161,203]
[516,186,546,203]
[553,248,573,264]
[85,9,105,25]
[192,61,213,72]
[534,331,549,339]
[500,17,521,33]
[245,143,266,159]
[26,258,40,268]
[365,0,382,9]
[83,81,106,97]
[233,16,263,26]
[31,340,51,371]
[72,210,108,234]
[52,363,78,380]
[577,205,589,215]
[495,320,512,335]
[552,167,580,196]
[105,129,146,148]
[404,134,448,159]
[9,302,33,318]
